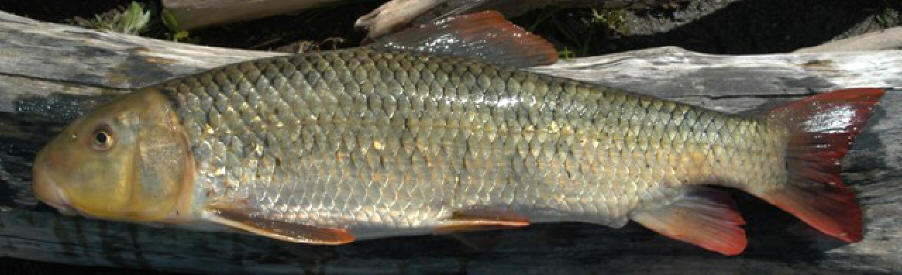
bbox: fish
[31,11,883,255]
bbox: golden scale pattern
[162,48,789,233]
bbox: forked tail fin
[757,88,884,242]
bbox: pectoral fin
[206,206,354,245]
[435,210,530,234]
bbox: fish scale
[159,47,786,237]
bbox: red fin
[435,210,530,234]
[758,88,884,242]
[206,206,354,245]
[632,188,747,256]
[371,10,558,67]
[758,187,861,242]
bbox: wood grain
[161,0,349,30]
[0,11,900,273]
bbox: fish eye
[90,125,114,151]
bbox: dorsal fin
[370,10,558,67]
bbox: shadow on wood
[517,0,900,55]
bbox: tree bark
[1,11,900,274]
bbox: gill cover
[33,88,191,222]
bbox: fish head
[33,89,192,222]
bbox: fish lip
[33,161,77,216]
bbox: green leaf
[558,47,574,60]
[162,9,182,32]
[173,31,189,41]
[118,1,150,35]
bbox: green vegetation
[520,6,634,58]
[67,2,199,43]
[558,47,575,60]
[68,1,150,35]
[873,0,900,28]
[577,8,631,56]
[875,7,894,27]
[161,9,194,42]
[118,2,151,35]
[591,8,630,36]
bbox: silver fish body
[162,47,783,238]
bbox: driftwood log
[795,26,902,53]
[161,0,351,30]
[355,0,676,40]
[162,0,673,36]
[1,11,901,274]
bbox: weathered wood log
[161,0,352,30]
[795,26,902,53]
[161,0,672,37]
[355,0,446,40]
[1,11,901,274]
[358,0,677,39]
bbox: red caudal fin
[758,88,885,242]
[632,188,747,256]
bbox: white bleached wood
[795,27,902,53]
[355,0,446,40]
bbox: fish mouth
[33,158,78,216]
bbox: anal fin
[631,188,747,256]
[206,206,354,245]
[436,210,530,234]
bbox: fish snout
[32,149,77,215]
